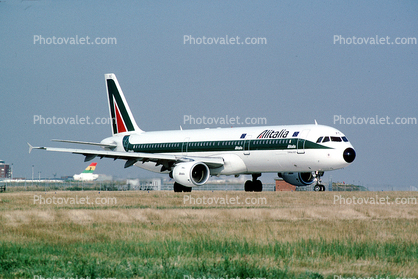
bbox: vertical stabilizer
[105,73,142,135]
[82,162,97,174]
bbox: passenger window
[322,137,330,143]
[316,137,323,143]
[331,136,342,142]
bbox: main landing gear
[313,171,325,192]
[173,182,192,192]
[244,173,263,192]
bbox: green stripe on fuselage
[125,138,332,154]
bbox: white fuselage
[101,124,354,176]
[73,173,99,181]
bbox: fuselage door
[297,130,310,154]
[244,135,252,155]
[182,137,190,155]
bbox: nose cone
[343,148,356,163]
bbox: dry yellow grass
[1,190,418,277]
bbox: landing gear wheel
[244,180,254,192]
[254,180,263,192]
[313,171,325,192]
[244,173,263,192]
[314,184,325,191]
[174,182,192,192]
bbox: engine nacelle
[172,161,210,187]
[279,172,315,186]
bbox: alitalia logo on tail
[257,129,289,139]
[105,74,142,135]
[113,96,128,133]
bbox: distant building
[0,160,11,179]
[126,178,161,191]
[274,178,296,191]
[61,176,74,181]
[97,174,113,181]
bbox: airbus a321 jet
[29,74,356,192]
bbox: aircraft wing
[27,143,224,170]
[51,139,117,148]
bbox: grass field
[1,190,418,279]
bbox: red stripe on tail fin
[114,102,127,133]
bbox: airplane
[28,73,356,192]
[73,162,99,181]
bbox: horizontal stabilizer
[27,142,34,153]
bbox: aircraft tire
[244,180,254,192]
[254,180,263,192]
[174,182,192,192]
[174,182,182,192]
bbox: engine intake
[172,161,210,187]
[279,172,315,186]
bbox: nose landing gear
[313,171,325,191]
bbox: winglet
[314,119,318,125]
[27,142,33,154]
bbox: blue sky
[1,1,417,189]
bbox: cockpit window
[316,137,323,143]
[342,136,349,142]
[331,136,342,142]
[322,136,330,143]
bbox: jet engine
[172,161,210,187]
[278,172,315,186]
